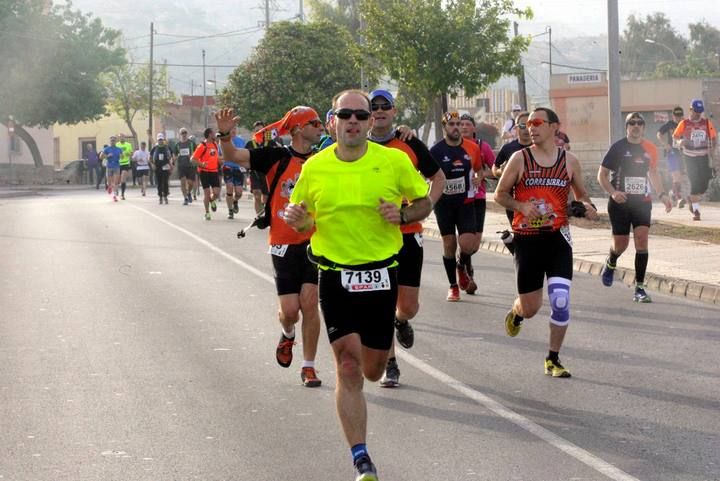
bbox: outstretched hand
[215,108,240,134]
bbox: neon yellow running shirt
[117,141,133,166]
[290,142,429,266]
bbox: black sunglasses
[334,108,371,121]
[371,103,393,112]
[627,120,645,126]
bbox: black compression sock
[608,249,620,266]
[635,251,649,284]
[547,350,559,362]
[121,182,126,195]
[442,256,457,285]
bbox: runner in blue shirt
[100,136,124,202]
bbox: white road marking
[131,204,642,481]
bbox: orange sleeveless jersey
[383,138,425,235]
[512,148,571,235]
[267,156,314,245]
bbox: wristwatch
[399,209,408,225]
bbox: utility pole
[514,22,528,110]
[148,22,154,148]
[548,26,552,75]
[202,49,207,129]
[607,0,623,144]
[298,0,304,22]
[265,0,270,29]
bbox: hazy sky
[65,0,720,95]
[513,0,720,38]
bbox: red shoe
[466,276,477,295]
[275,334,295,368]
[300,367,322,387]
[446,285,460,302]
[456,263,470,291]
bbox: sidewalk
[422,197,720,305]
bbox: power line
[125,26,263,50]
[129,62,239,68]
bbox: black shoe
[354,455,378,481]
[394,319,414,349]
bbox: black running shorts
[433,200,476,237]
[397,233,424,287]
[319,266,398,350]
[514,230,573,294]
[473,199,487,233]
[684,155,712,195]
[199,171,220,189]
[250,170,269,195]
[607,199,652,235]
[178,164,196,180]
[271,242,318,296]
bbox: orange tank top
[267,156,314,245]
[512,148,571,235]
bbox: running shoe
[379,358,400,388]
[446,285,460,302]
[183,198,188,205]
[158,197,163,204]
[187,194,193,204]
[677,197,685,209]
[204,212,211,221]
[300,366,321,387]
[693,209,701,221]
[354,455,378,481]
[466,275,477,295]
[394,319,414,349]
[210,199,217,212]
[504,310,523,337]
[545,358,572,378]
[456,262,470,291]
[141,190,146,197]
[227,211,234,220]
[163,196,168,204]
[233,200,239,214]
[276,334,295,368]
[633,284,652,303]
[600,258,615,287]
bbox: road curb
[422,226,719,306]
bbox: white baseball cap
[512,104,522,111]
[156,133,165,140]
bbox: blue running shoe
[601,258,615,287]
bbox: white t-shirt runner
[132,150,150,170]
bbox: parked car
[58,160,86,184]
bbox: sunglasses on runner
[371,103,393,112]
[304,119,323,128]
[334,108,371,121]
[627,120,645,126]
[516,122,528,130]
[526,118,550,127]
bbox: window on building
[476,98,490,110]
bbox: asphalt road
[1,189,718,481]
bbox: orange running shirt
[192,141,220,172]
[512,148,571,235]
[249,146,314,245]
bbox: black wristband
[217,130,231,139]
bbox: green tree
[103,62,176,147]
[219,21,361,128]
[307,0,362,40]
[687,21,720,74]
[620,13,687,79]
[0,0,125,166]
[361,0,531,142]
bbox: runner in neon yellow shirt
[285,89,431,481]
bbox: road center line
[132,204,641,481]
